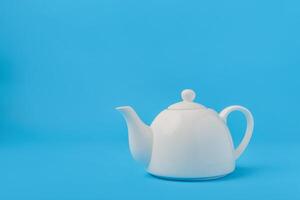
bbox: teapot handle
[219,105,254,160]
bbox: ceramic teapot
[116,89,254,180]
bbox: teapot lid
[168,89,207,110]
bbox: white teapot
[116,89,254,180]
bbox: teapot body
[116,89,254,180]
[147,109,235,180]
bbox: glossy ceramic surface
[116,89,254,180]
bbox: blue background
[0,0,299,199]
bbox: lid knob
[181,89,196,102]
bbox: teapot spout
[116,106,153,167]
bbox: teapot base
[148,171,233,181]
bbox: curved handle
[219,105,254,160]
